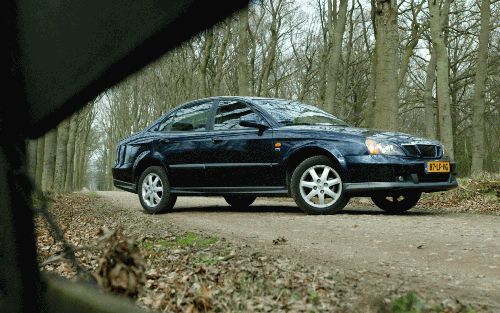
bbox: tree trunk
[424,46,437,139]
[35,136,45,187]
[318,46,329,107]
[64,114,77,192]
[78,136,87,189]
[398,0,423,89]
[257,0,281,96]
[341,0,355,118]
[238,8,250,96]
[325,0,348,114]
[429,0,454,159]
[200,29,214,97]
[214,25,231,95]
[365,50,377,128]
[53,119,69,192]
[41,129,57,191]
[27,139,37,179]
[471,0,491,174]
[372,0,399,131]
[72,132,82,190]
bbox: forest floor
[35,184,499,313]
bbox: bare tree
[372,0,400,131]
[429,0,454,159]
[424,43,438,139]
[64,115,78,192]
[325,0,348,114]
[41,129,57,191]
[238,8,251,95]
[53,119,69,192]
[35,136,45,187]
[471,0,491,174]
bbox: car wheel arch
[132,154,169,188]
[285,145,346,188]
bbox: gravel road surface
[97,191,500,310]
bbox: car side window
[158,102,212,132]
[213,101,260,131]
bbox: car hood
[278,125,441,145]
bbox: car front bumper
[344,176,458,195]
[343,155,457,195]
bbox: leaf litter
[35,193,483,312]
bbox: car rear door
[201,100,281,187]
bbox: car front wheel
[371,191,421,214]
[138,166,177,214]
[291,156,348,214]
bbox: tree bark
[35,136,45,187]
[238,8,250,96]
[257,0,282,96]
[424,46,437,139]
[27,139,37,179]
[64,114,77,192]
[214,25,231,95]
[200,29,214,97]
[77,133,88,189]
[341,0,355,118]
[325,0,348,114]
[53,119,69,192]
[41,129,57,191]
[398,0,423,89]
[470,0,491,174]
[372,0,399,131]
[429,0,454,159]
[73,132,82,190]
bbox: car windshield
[254,99,349,127]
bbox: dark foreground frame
[1,1,247,312]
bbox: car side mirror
[239,117,269,130]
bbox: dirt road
[97,191,500,310]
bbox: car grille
[402,144,442,159]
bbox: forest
[27,0,499,192]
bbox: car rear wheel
[224,195,256,208]
[371,191,421,214]
[291,156,348,214]
[138,166,177,214]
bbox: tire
[137,166,177,214]
[371,191,421,214]
[291,156,349,214]
[224,195,256,208]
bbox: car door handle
[211,138,223,144]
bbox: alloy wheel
[141,173,163,207]
[299,165,342,208]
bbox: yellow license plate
[425,161,450,173]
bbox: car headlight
[365,139,405,156]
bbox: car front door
[201,100,280,187]
[155,100,214,187]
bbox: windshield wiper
[281,121,313,126]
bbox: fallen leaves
[35,193,484,313]
[273,236,287,245]
[93,228,145,297]
[418,177,500,215]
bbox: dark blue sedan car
[112,97,457,214]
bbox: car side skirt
[170,186,289,196]
[113,179,136,193]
